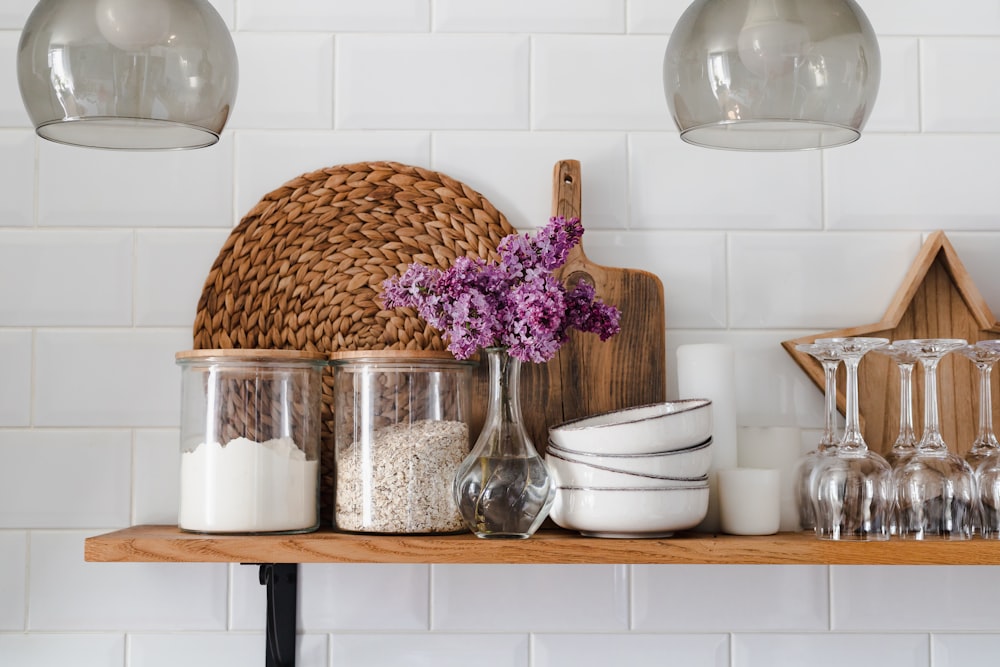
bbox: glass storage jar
[175,349,326,534]
[330,350,476,534]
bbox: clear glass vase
[454,347,556,539]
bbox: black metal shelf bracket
[258,563,298,667]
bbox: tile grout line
[128,430,137,526]
[427,564,435,631]
[827,565,834,632]
[22,530,31,634]
[627,563,634,630]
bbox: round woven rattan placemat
[192,160,515,523]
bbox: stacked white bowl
[546,399,713,538]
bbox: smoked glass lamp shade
[663,0,880,151]
[17,0,238,150]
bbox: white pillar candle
[676,343,738,533]
[718,468,781,536]
[738,426,802,532]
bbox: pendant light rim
[34,116,222,151]
[678,118,862,152]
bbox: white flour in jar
[179,436,319,533]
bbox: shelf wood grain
[84,526,1000,565]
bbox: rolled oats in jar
[330,350,475,534]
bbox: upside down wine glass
[959,340,1000,538]
[872,345,920,471]
[892,339,976,540]
[957,340,1000,473]
[872,344,920,536]
[811,337,892,541]
[792,342,844,531]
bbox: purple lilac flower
[379,216,621,363]
[500,274,567,363]
[562,281,622,342]
[498,216,583,280]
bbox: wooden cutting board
[521,160,667,454]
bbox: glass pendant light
[663,0,879,151]
[17,0,238,150]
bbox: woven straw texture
[192,161,515,522]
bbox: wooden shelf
[84,526,1000,566]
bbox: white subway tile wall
[921,38,1000,132]
[626,0,692,34]
[632,565,829,632]
[0,2,35,28]
[130,633,328,667]
[435,0,625,34]
[432,564,629,632]
[825,135,1000,230]
[0,530,27,630]
[0,36,27,126]
[628,134,824,230]
[0,132,35,226]
[0,635,125,667]
[33,329,189,427]
[584,230,728,328]
[133,430,181,526]
[238,1,428,32]
[37,138,235,228]
[335,35,531,130]
[0,330,32,426]
[2,2,999,665]
[863,0,1000,36]
[933,634,1000,667]
[0,230,133,326]
[733,633,930,667]
[129,633,288,667]
[228,34,334,130]
[728,232,923,329]
[863,37,920,133]
[533,633,729,667]
[134,229,234,326]
[28,532,227,631]
[0,430,131,528]
[431,131,627,229]
[532,36,669,130]
[229,562,431,632]
[831,566,1000,632]
[331,633,530,667]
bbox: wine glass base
[896,530,973,541]
[814,531,889,542]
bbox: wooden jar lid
[175,348,327,363]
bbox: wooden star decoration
[782,231,1000,457]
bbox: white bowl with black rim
[546,436,712,479]
[545,446,709,489]
[549,484,710,538]
[548,399,712,455]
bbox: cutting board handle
[551,159,590,265]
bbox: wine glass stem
[921,357,945,450]
[897,363,916,445]
[821,359,839,447]
[842,357,866,450]
[976,363,994,447]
